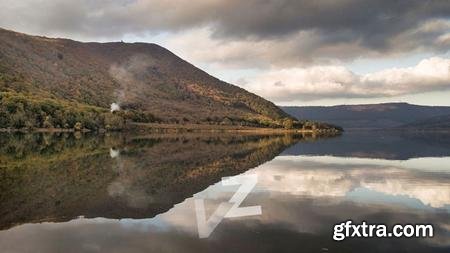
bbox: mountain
[282,103,450,129]
[0,27,294,130]
[402,114,450,130]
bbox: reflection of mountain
[0,132,304,230]
[402,114,450,130]
[1,134,449,252]
[282,131,450,160]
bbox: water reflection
[283,131,450,160]
[0,132,449,252]
[0,132,304,229]
[256,156,450,208]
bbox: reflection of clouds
[107,150,155,209]
[1,156,449,252]
[107,181,125,197]
[363,179,450,208]
[148,155,450,249]
[2,197,448,252]
[157,155,450,237]
[250,156,450,208]
[107,176,155,209]
[259,169,353,197]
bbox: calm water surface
[0,131,449,252]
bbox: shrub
[74,122,83,131]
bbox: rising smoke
[108,54,156,112]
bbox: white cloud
[244,57,450,103]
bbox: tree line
[0,92,158,131]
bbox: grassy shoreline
[0,122,342,134]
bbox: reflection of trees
[0,132,311,230]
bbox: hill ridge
[0,27,296,129]
[282,103,450,129]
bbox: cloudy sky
[1,0,449,106]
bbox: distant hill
[0,27,296,130]
[402,114,450,130]
[282,103,450,129]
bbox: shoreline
[3,124,449,134]
[126,122,331,134]
[342,128,450,133]
[0,122,341,135]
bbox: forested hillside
[0,27,297,130]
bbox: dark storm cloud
[0,0,449,64]
[211,0,449,40]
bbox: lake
[0,131,449,252]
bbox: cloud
[244,57,450,102]
[0,0,449,66]
[1,0,449,103]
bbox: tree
[11,111,26,129]
[283,118,294,129]
[0,108,9,128]
[104,113,125,130]
[43,116,54,128]
[220,117,232,125]
[74,122,83,131]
